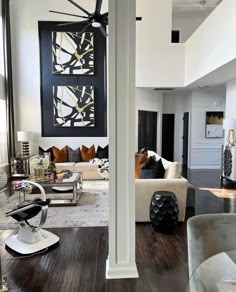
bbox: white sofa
[55,162,104,180]
[30,156,104,180]
[135,151,188,222]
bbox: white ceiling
[173,0,222,8]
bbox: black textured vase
[150,191,179,234]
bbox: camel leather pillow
[81,145,96,162]
[52,146,68,163]
[135,151,148,179]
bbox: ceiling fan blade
[99,25,108,37]
[95,0,103,15]
[49,10,89,19]
[78,22,92,35]
[57,20,88,27]
[102,12,108,18]
[101,12,108,24]
[67,0,91,16]
[101,12,141,22]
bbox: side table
[10,156,30,178]
[150,191,179,234]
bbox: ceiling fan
[49,0,142,37]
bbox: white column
[106,0,138,279]
[225,80,236,118]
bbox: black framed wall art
[38,21,107,137]
[205,111,224,138]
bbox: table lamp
[223,119,236,146]
[17,131,33,157]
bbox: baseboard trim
[189,166,221,170]
[105,259,139,279]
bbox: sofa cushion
[140,157,165,179]
[55,162,75,172]
[75,162,98,171]
[52,146,68,163]
[164,162,181,179]
[39,146,54,161]
[148,150,181,178]
[68,147,81,163]
[81,145,96,162]
[96,145,109,159]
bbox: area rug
[0,180,109,229]
[199,187,236,198]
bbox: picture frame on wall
[53,85,95,127]
[205,111,224,138]
[38,21,107,137]
[52,31,94,75]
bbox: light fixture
[17,131,33,157]
[91,20,101,28]
[223,119,236,146]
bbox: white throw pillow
[148,150,171,169]
[164,162,181,179]
[147,150,161,161]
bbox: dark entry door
[162,114,175,161]
[182,112,189,168]
[138,110,157,152]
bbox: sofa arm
[135,177,188,222]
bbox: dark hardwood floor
[1,169,236,292]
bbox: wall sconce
[223,119,236,146]
[17,131,33,157]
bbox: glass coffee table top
[187,250,236,292]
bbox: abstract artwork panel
[53,86,95,127]
[52,31,94,75]
[205,111,224,138]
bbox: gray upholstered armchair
[187,213,236,277]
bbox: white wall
[136,0,185,88]
[10,0,108,155]
[163,87,226,169]
[185,0,236,85]
[190,86,226,169]
[136,88,163,154]
[225,79,236,118]
[163,94,176,113]
[163,91,192,163]
[172,9,213,43]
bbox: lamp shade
[223,119,236,130]
[17,131,33,142]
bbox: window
[0,16,4,75]
[0,14,8,166]
[0,99,8,165]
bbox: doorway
[162,114,175,161]
[138,110,157,152]
[182,112,189,168]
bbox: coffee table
[27,172,83,206]
[187,250,236,291]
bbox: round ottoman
[150,191,179,234]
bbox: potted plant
[47,162,57,181]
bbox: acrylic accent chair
[187,213,236,277]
